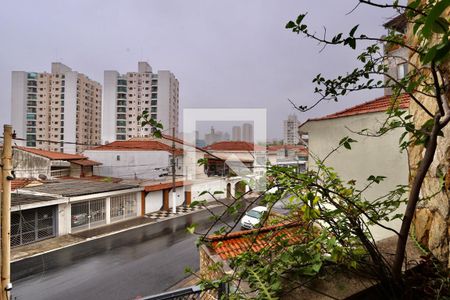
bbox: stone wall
[408,4,450,267]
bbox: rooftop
[70,159,102,166]
[21,179,140,197]
[90,140,183,155]
[16,147,86,161]
[11,193,58,207]
[204,141,265,152]
[207,223,304,260]
[302,94,410,124]
[267,145,308,154]
[144,180,190,192]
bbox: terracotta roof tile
[144,180,190,192]
[70,159,102,166]
[207,223,304,260]
[16,147,86,160]
[305,94,410,123]
[267,145,308,154]
[91,140,183,155]
[204,141,265,152]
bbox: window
[116,155,121,161]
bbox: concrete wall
[190,178,233,202]
[145,190,163,213]
[63,71,78,154]
[12,148,51,179]
[301,111,409,240]
[11,71,28,146]
[83,150,171,179]
[102,71,119,144]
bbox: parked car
[240,206,268,230]
[71,213,88,227]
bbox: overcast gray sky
[0,0,397,140]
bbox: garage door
[71,198,106,231]
[11,206,56,247]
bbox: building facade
[232,126,241,141]
[283,114,300,145]
[242,123,253,143]
[11,63,102,153]
[103,62,179,143]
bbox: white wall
[301,111,409,240]
[102,71,119,144]
[168,186,185,208]
[63,71,78,154]
[191,178,229,202]
[83,150,171,179]
[11,71,27,146]
[58,203,71,235]
[145,190,163,213]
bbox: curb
[12,204,222,263]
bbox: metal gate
[110,193,137,222]
[71,198,106,231]
[11,206,56,247]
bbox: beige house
[299,94,410,240]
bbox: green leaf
[349,25,359,37]
[296,14,306,25]
[422,0,450,38]
[285,21,296,29]
[186,223,197,234]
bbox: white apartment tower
[232,126,241,141]
[283,114,300,145]
[103,62,179,143]
[242,123,254,143]
[11,63,102,153]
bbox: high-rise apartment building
[232,126,241,141]
[242,123,254,143]
[103,62,179,143]
[283,114,300,145]
[11,63,102,153]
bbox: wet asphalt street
[12,206,229,300]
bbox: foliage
[191,0,450,298]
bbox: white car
[240,206,268,230]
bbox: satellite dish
[38,174,47,180]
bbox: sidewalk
[12,203,220,262]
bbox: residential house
[267,145,308,172]
[83,140,183,180]
[15,179,142,240]
[1,146,102,179]
[299,94,410,240]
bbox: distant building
[283,114,300,145]
[103,62,179,143]
[205,127,224,145]
[383,14,408,96]
[11,62,102,153]
[232,126,241,141]
[242,123,253,143]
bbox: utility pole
[1,125,13,300]
[171,127,177,214]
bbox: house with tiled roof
[201,141,266,178]
[2,146,102,180]
[299,94,410,241]
[83,140,183,180]
[267,144,308,172]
